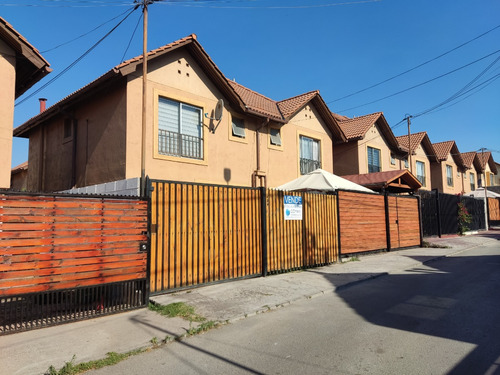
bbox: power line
[328,23,500,104]
[120,11,143,63]
[335,49,500,113]
[412,54,500,119]
[156,0,382,9]
[41,7,134,53]
[15,5,139,106]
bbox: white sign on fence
[284,195,302,220]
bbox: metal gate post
[260,187,268,277]
[416,194,424,247]
[434,189,442,238]
[384,191,392,252]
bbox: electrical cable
[412,54,500,119]
[41,7,133,53]
[328,23,500,104]
[120,11,143,63]
[15,5,139,106]
[336,49,500,113]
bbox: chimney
[39,98,47,113]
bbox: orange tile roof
[432,141,455,161]
[337,112,383,140]
[228,80,283,120]
[395,132,426,153]
[277,91,319,119]
[476,151,497,173]
[342,169,422,191]
[461,152,477,169]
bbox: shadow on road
[315,246,500,374]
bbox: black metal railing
[300,158,321,175]
[0,279,147,335]
[159,129,203,159]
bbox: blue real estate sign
[284,195,302,220]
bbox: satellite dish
[215,99,224,121]
[205,98,224,133]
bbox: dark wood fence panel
[0,194,148,297]
[488,197,500,221]
[266,190,338,273]
[150,181,262,293]
[389,196,420,249]
[338,191,386,254]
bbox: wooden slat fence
[338,191,387,253]
[149,181,262,293]
[0,194,148,297]
[389,196,421,249]
[338,191,421,254]
[266,190,338,273]
[488,197,500,222]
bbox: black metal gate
[417,190,486,237]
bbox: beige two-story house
[13,34,346,193]
[395,132,437,190]
[0,17,51,188]
[476,151,498,188]
[460,152,483,194]
[431,141,466,194]
[333,112,406,175]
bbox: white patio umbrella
[467,188,500,198]
[276,169,374,193]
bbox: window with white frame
[367,146,381,173]
[299,135,321,174]
[158,97,203,160]
[231,117,245,138]
[416,161,426,186]
[446,165,453,186]
[470,172,475,191]
[404,158,409,169]
[270,127,282,146]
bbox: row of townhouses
[2,18,498,195]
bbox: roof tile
[337,112,382,140]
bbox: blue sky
[3,0,499,168]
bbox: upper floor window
[390,153,396,165]
[404,158,409,169]
[490,173,494,186]
[158,97,203,160]
[416,161,426,187]
[231,117,245,138]
[367,146,381,173]
[446,165,453,186]
[470,172,475,191]
[299,135,321,175]
[270,128,282,146]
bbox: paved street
[88,241,500,375]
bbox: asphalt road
[89,243,500,375]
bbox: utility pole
[137,0,154,196]
[479,147,489,231]
[405,115,413,174]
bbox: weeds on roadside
[148,301,205,323]
[44,350,145,375]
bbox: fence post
[145,176,154,301]
[384,191,391,252]
[434,189,442,238]
[335,191,342,261]
[416,194,424,247]
[260,187,268,277]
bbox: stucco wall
[125,49,336,187]
[410,143,431,190]
[333,141,360,176]
[431,154,463,195]
[26,82,127,192]
[0,39,15,188]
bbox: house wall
[407,143,431,190]
[495,164,500,186]
[430,154,463,194]
[463,168,478,194]
[333,141,360,176]
[125,49,335,187]
[264,104,334,187]
[10,170,27,191]
[26,82,128,192]
[358,122,394,175]
[0,39,15,189]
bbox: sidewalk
[1,230,499,375]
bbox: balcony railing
[300,158,321,175]
[159,129,203,160]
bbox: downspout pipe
[254,118,269,187]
